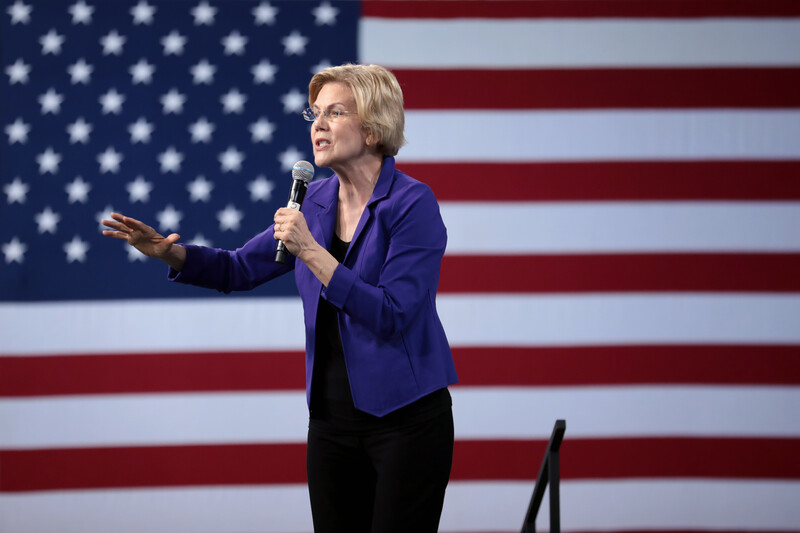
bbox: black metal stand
[521,419,566,533]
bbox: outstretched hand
[101,212,181,260]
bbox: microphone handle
[274,180,308,264]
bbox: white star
[282,30,308,55]
[36,147,61,174]
[127,244,147,262]
[312,2,338,25]
[40,29,65,55]
[249,117,275,143]
[69,1,93,24]
[253,2,277,25]
[5,118,30,144]
[311,59,333,75]
[161,88,186,114]
[64,235,89,263]
[190,59,216,84]
[222,31,247,55]
[280,88,306,113]
[39,88,64,114]
[97,146,123,174]
[7,1,32,24]
[161,30,187,55]
[247,175,274,202]
[187,175,213,202]
[129,58,155,84]
[67,117,92,144]
[192,1,216,25]
[2,237,27,264]
[158,146,184,173]
[217,204,243,231]
[251,59,277,84]
[35,206,61,234]
[189,117,214,143]
[95,205,115,230]
[156,205,182,232]
[3,177,29,204]
[65,176,91,203]
[67,58,93,84]
[278,146,305,172]
[221,88,246,114]
[219,146,244,173]
[99,88,125,114]
[6,58,31,84]
[187,234,212,247]
[128,117,154,143]
[126,175,153,203]
[100,30,126,55]
[130,0,156,24]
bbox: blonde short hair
[309,64,407,157]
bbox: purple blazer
[170,157,458,416]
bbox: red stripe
[2,345,798,397]
[397,69,800,110]
[397,161,800,202]
[440,254,800,293]
[362,0,800,18]
[0,351,305,397]
[455,437,800,481]
[452,346,800,387]
[2,437,798,492]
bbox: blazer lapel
[345,157,395,262]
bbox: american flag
[2,1,800,532]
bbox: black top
[309,234,451,433]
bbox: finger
[121,214,152,233]
[101,230,131,241]
[101,219,130,232]
[165,233,181,245]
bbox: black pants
[306,409,454,533]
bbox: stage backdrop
[2,1,800,532]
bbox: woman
[102,64,458,532]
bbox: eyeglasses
[302,107,358,122]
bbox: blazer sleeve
[321,182,446,341]
[169,225,295,292]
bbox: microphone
[275,160,315,264]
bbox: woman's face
[310,82,371,171]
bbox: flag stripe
[2,481,799,533]
[3,345,799,397]
[396,68,800,110]
[403,110,800,162]
[440,254,800,293]
[442,480,800,532]
[360,19,800,68]
[3,437,798,492]
[400,161,800,202]
[3,386,799,449]
[4,295,800,355]
[441,202,800,253]
[362,0,800,19]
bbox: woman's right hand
[102,212,186,270]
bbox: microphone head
[292,160,314,183]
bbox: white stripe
[3,293,800,355]
[441,480,800,531]
[402,110,800,161]
[360,18,800,67]
[2,386,798,448]
[440,201,800,253]
[0,297,305,355]
[2,481,800,533]
[440,294,800,346]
